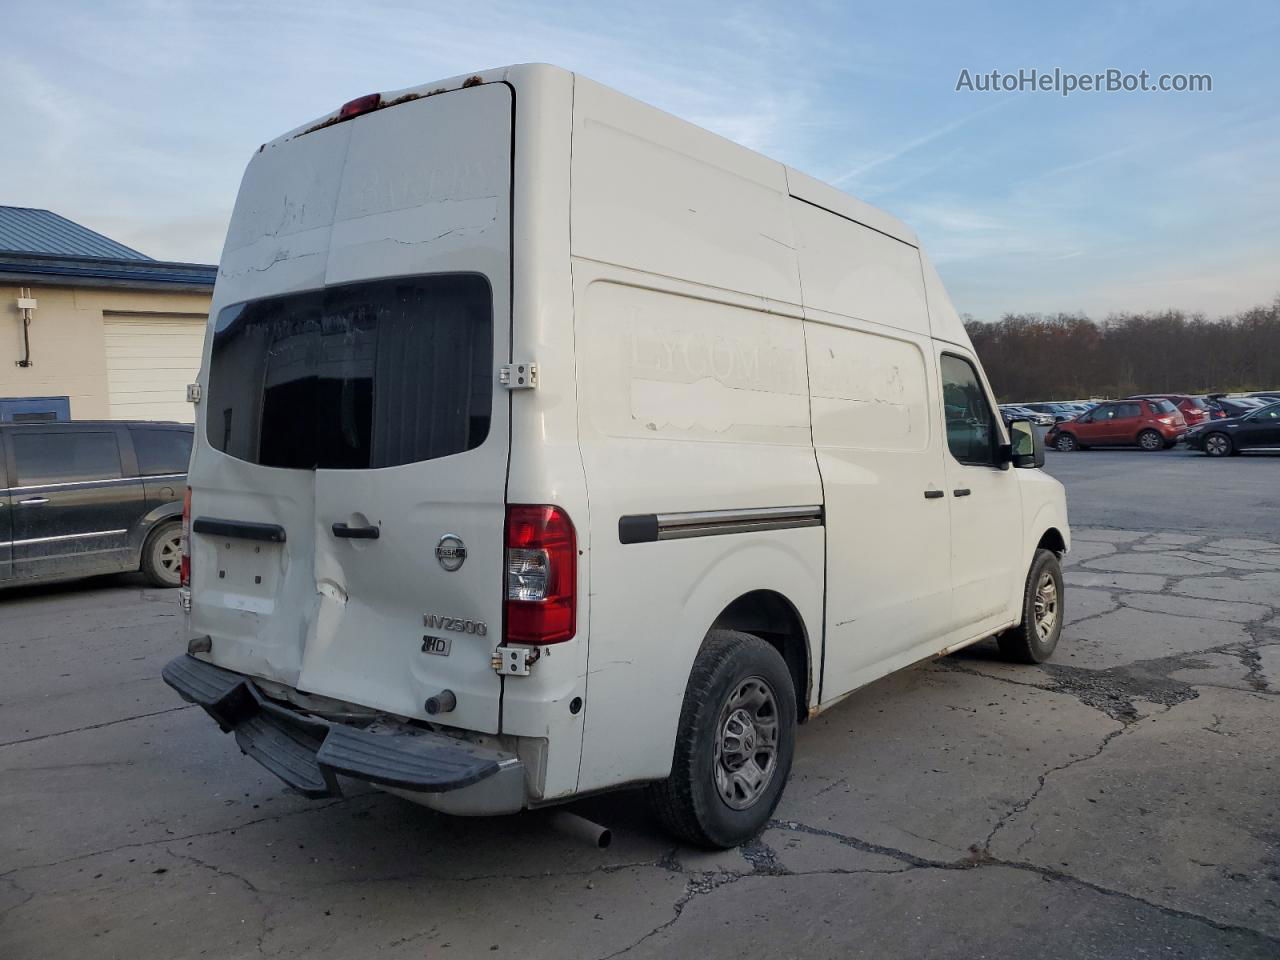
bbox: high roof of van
[261,64,919,250]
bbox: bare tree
[967,296,1280,401]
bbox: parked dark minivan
[1,421,192,589]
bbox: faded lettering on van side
[583,281,810,443]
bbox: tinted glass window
[13,431,122,485]
[1151,399,1178,414]
[207,274,493,470]
[1186,397,1208,410]
[1112,403,1141,418]
[132,429,193,475]
[940,354,997,465]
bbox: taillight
[180,486,192,589]
[505,505,577,645]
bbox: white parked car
[164,64,1069,848]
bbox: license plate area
[205,539,285,613]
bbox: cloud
[830,96,1016,186]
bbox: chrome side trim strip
[619,506,823,544]
[2,473,184,494]
[12,529,128,546]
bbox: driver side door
[1239,405,1280,449]
[938,349,1023,640]
[1071,406,1106,445]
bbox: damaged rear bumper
[162,654,525,814]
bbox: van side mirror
[1006,419,1044,469]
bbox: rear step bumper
[162,655,525,814]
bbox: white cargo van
[164,64,1069,848]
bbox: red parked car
[1047,398,1187,451]
[1126,394,1212,427]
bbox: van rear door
[197,85,512,734]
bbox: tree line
[964,295,1280,402]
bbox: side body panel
[570,77,824,791]
[788,199,953,703]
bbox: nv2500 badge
[423,614,488,636]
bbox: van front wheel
[648,630,796,849]
[997,548,1064,664]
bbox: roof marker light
[338,93,382,120]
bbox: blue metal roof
[0,206,152,260]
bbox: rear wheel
[1204,432,1232,457]
[141,520,183,588]
[648,630,796,849]
[1137,429,1163,451]
[998,549,1063,664]
[1054,432,1078,452]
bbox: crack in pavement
[0,798,351,880]
[0,875,35,920]
[0,704,194,749]
[763,820,1280,949]
[985,726,1127,856]
[594,871,749,959]
[1236,642,1274,694]
[163,847,277,958]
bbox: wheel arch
[1037,526,1067,557]
[711,589,813,722]
[128,502,184,564]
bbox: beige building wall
[1,284,211,419]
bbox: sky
[3,0,1278,321]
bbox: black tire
[648,630,796,849]
[1203,432,1233,458]
[1137,429,1164,451]
[141,520,183,588]
[997,549,1064,664]
[1054,432,1078,452]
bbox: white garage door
[104,315,206,423]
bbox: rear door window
[207,274,493,470]
[1151,400,1178,415]
[131,429,194,475]
[13,431,122,486]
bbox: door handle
[332,522,380,540]
[18,497,50,505]
[923,490,945,499]
[953,488,972,497]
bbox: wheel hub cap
[159,536,182,574]
[713,677,779,810]
[1033,573,1059,641]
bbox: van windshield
[206,274,493,470]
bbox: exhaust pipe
[549,811,612,849]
